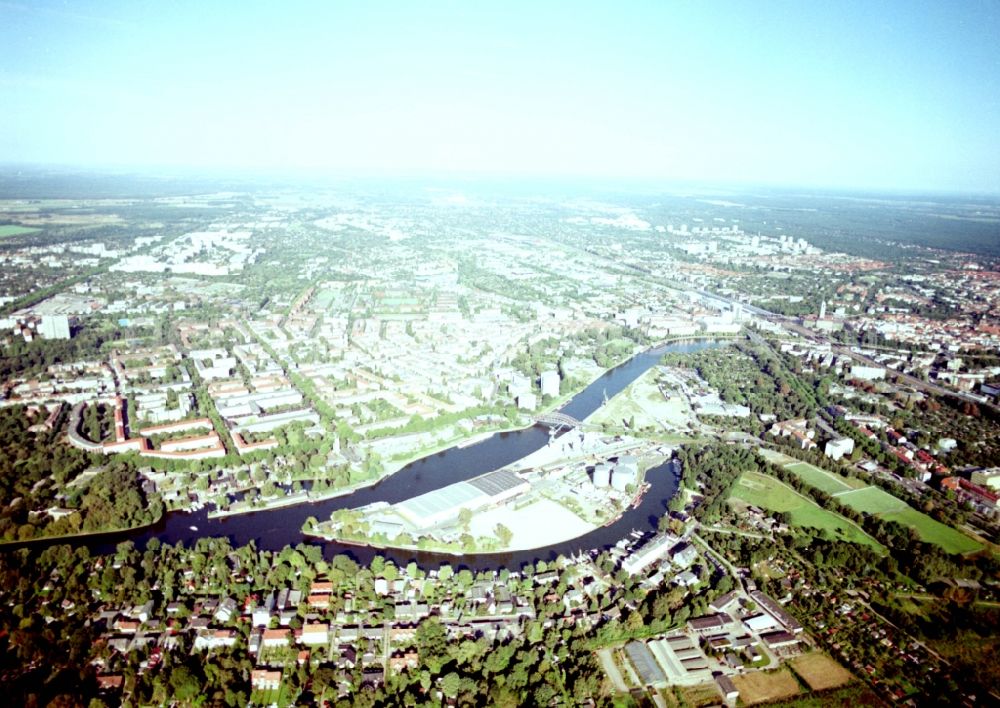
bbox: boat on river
[631,481,652,509]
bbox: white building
[540,370,560,399]
[850,365,886,381]
[621,534,677,576]
[189,348,237,381]
[39,315,71,340]
[744,613,782,633]
[592,462,612,488]
[824,437,855,461]
[299,623,330,646]
[509,374,532,399]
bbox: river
[50,339,725,569]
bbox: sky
[2,0,999,193]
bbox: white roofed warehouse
[396,469,529,529]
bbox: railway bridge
[533,412,585,430]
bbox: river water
[60,339,723,569]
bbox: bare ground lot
[789,651,855,691]
[468,497,596,551]
[586,368,694,432]
[677,682,725,707]
[731,668,801,705]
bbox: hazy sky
[2,1,999,192]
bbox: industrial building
[592,462,612,488]
[611,455,640,491]
[396,469,529,529]
[39,315,71,340]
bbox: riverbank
[367,348,647,475]
[0,516,161,549]
[207,477,388,519]
[199,339,699,523]
[10,338,722,566]
[202,423,533,521]
[309,435,669,555]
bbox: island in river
[307,427,675,554]
[8,339,720,569]
[306,342,723,555]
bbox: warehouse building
[396,469,529,529]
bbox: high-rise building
[540,369,560,398]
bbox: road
[382,620,390,680]
[773,317,1000,416]
[597,648,630,693]
[700,288,1000,417]
[703,525,767,540]
[692,531,743,589]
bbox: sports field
[833,486,981,554]
[762,450,983,554]
[785,461,863,494]
[0,225,39,238]
[730,472,884,550]
[835,486,908,514]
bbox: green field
[730,472,884,550]
[835,486,908,514]
[313,289,338,309]
[759,448,798,466]
[785,461,861,495]
[834,486,982,554]
[0,224,39,238]
[880,508,983,554]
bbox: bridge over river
[533,411,589,430]
[18,339,726,570]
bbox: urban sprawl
[1,187,999,706]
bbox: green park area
[730,471,884,550]
[834,487,982,553]
[880,507,982,554]
[769,457,983,555]
[785,461,866,495]
[833,486,908,514]
[0,224,39,238]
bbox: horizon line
[1,161,998,199]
